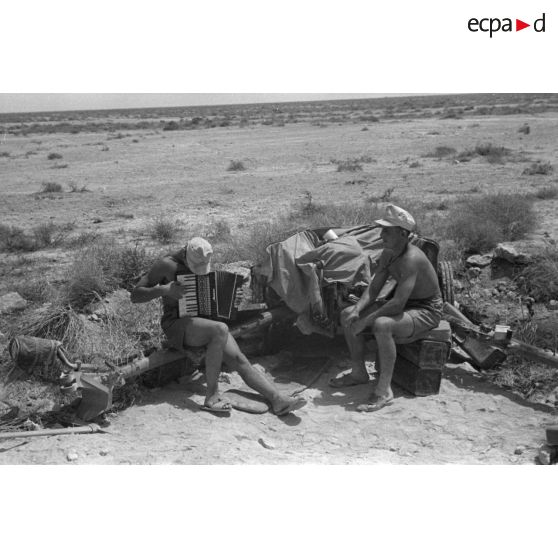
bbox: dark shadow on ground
[442,365,556,415]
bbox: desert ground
[1,94,558,464]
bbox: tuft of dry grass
[227,160,246,171]
[150,216,177,244]
[47,152,63,160]
[424,146,456,159]
[523,161,553,176]
[40,181,63,193]
[534,185,558,199]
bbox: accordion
[177,271,244,320]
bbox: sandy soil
[1,106,558,464]
[0,347,553,465]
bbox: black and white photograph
[1,92,558,466]
[1,1,557,556]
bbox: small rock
[444,362,478,374]
[494,243,531,264]
[99,448,109,456]
[66,452,79,462]
[548,300,558,310]
[466,254,492,268]
[491,289,499,296]
[467,267,482,278]
[0,292,28,314]
[514,445,526,455]
[454,280,464,292]
[258,437,276,450]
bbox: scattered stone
[467,267,481,278]
[0,292,28,314]
[444,362,478,374]
[258,437,276,450]
[548,300,558,310]
[99,448,110,456]
[23,419,41,431]
[66,452,79,462]
[466,254,492,268]
[494,243,531,264]
[514,445,526,455]
[492,289,499,296]
[537,444,557,465]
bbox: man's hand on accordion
[167,280,188,300]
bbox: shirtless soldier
[131,237,306,416]
[329,204,443,412]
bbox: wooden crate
[392,356,443,396]
[392,321,451,396]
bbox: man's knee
[372,316,394,336]
[210,321,229,343]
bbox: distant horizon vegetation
[3,92,557,118]
[0,93,406,116]
[1,93,557,136]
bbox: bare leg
[183,317,230,409]
[371,314,414,398]
[343,326,369,381]
[222,334,306,415]
[330,305,374,386]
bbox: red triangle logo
[516,19,530,31]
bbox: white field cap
[374,204,416,232]
[186,237,213,275]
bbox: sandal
[356,394,394,413]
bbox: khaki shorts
[161,316,194,351]
[397,295,443,342]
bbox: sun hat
[186,237,213,275]
[374,204,416,232]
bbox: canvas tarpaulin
[256,226,387,316]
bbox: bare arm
[342,254,391,327]
[354,266,390,314]
[130,258,185,303]
[353,260,418,333]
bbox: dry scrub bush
[47,152,62,160]
[443,192,536,253]
[40,181,63,193]
[9,277,57,304]
[151,216,177,243]
[534,185,558,199]
[0,225,36,252]
[424,146,456,159]
[518,246,558,302]
[33,222,74,247]
[523,162,553,175]
[62,240,155,309]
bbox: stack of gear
[252,225,441,337]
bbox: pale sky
[0,93,403,114]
